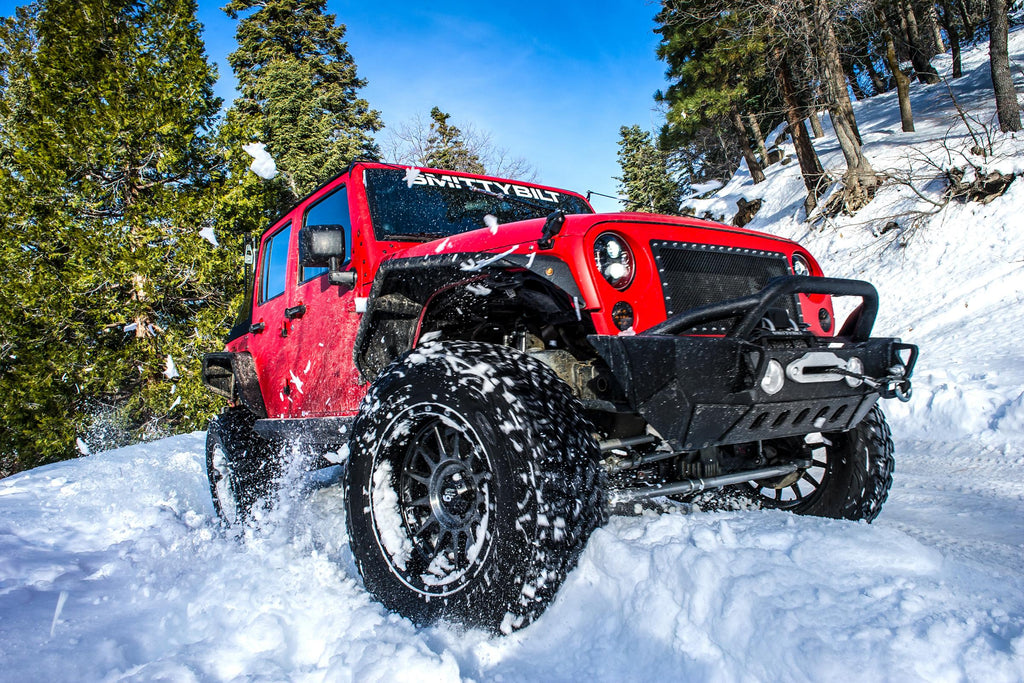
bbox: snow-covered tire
[750,404,895,522]
[345,341,606,634]
[205,408,283,525]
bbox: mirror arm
[328,256,356,286]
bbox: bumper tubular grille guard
[643,275,879,341]
[588,276,917,451]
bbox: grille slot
[651,241,800,334]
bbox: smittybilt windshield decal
[410,172,563,203]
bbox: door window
[260,223,291,303]
[300,185,351,282]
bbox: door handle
[249,321,266,334]
[285,304,307,320]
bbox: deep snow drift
[2,33,1024,682]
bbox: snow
[404,166,423,188]
[162,354,179,380]
[484,214,500,234]
[199,226,219,247]
[2,34,1024,681]
[459,245,518,271]
[242,142,278,180]
[371,460,412,571]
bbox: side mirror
[299,224,346,267]
[299,224,355,286]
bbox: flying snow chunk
[163,355,179,380]
[75,438,90,455]
[404,167,422,188]
[484,214,499,234]
[242,142,278,180]
[199,226,218,247]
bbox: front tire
[749,404,895,521]
[345,341,605,634]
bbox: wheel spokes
[404,494,431,508]
[386,408,496,591]
[415,443,439,471]
[801,471,821,488]
[404,470,431,486]
[433,425,448,459]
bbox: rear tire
[205,408,283,525]
[345,341,605,633]
[749,404,895,521]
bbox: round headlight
[792,253,812,277]
[594,233,634,290]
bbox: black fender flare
[201,351,268,418]
[353,252,584,381]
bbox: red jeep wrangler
[202,162,916,633]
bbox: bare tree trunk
[814,0,875,207]
[905,1,933,57]
[899,0,942,83]
[860,51,890,93]
[843,55,868,100]
[732,106,766,184]
[924,2,946,53]
[956,0,975,40]
[809,83,826,138]
[747,113,769,162]
[938,0,963,77]
[777,54,826,211]
[950,29,962,78]
[808,111,825,138]
[883,28,916,131]
[989,0,1022,131]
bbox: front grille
[651,241,799,334]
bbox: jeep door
[286,181,366,417]
[247,215,301,419]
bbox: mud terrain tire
[345,341,605,633]
[206,408,283,525]
[751,404,895,521]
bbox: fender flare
[201,351,268,418]
[353,252,584,381]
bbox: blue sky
[2,0,670,212]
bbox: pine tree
[615,125,680,214]
[656,0,774,187]
[383,107,535,179]
[0,0,232,471]
[223,0,382,202]
[421,107,486,173]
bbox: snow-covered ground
[2,34,1023,682]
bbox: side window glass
[300,185,351,282]
[260,223,291,303]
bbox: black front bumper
[588,276,918,451]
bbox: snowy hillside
[2,35,1024,681]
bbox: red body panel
[227,163,834,420]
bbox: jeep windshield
[364,167,593,241]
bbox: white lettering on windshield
[411,171,562,204]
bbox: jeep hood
[394,212,801,260]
